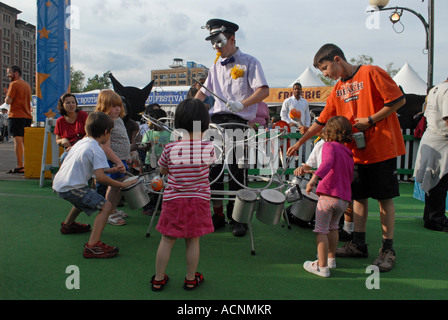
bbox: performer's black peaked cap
[203,19,239,40]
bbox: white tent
[288,66,325,87]
[393,62,427,95]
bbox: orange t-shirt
[7,79,32,119]
[318,65,406,165]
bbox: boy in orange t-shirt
[287,44,406,272]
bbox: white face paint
[211,33,227,50]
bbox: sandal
[7,167,24,174]
[184,272,204,290]
[151,274,169,291]
[107,214,126,226]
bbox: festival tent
[393,62,427,95]
[288,66,325,87]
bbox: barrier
[246,126,419,181]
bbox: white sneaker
[315,253,337,269]
[328,257,336,269]
[303,260,330,278]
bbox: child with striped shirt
[151,99,216,291]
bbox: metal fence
[246,126,419,181]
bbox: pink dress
[156,140,216,238]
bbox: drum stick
[191,77,228,104]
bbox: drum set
[125,114,319,255]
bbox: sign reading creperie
[264,86,333,104]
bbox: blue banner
[73,90,188,107]
[36,0,71,121]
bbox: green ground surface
[1,180,447,302]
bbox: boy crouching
[53,112,137,258]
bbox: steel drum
[121,176,150,209]
[232,189,258,224]
[290,189,318,222]
[256,189,285,225]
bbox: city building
[151,58,208,87]
[0,2,36,101]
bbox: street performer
[195,19,269,237]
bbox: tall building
[0,2,36,101]
[151,58,208,87]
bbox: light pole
[368,0,434,91]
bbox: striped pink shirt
[158,140,216,201]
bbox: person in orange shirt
[4,66,32,174]
[287,44,406,272]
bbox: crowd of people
[3,18,447,289]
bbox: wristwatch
[368,116,374,125]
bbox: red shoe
[150,274,169,291]
[83,241,119,258]
[184,272,204,290]
[60,222,91,234]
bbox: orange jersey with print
[318,65,405,165]
[7,79,32,119]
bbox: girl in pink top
[303,116,354,277]
[151,99,216,291]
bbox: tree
[70,67,85,93]
[350,54,374,66]
[385,62,400,78]
[83,70,112,92]
[317,73,336,86]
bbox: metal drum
[121,176,150,210]
[232,189,258,224]
[290,189,319,222]
[256,189,286,225]
[285,176,303,203]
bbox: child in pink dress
[151,99,216,291]
[303,116,354,277]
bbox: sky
[4,0,448,90]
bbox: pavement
[0,140,27,181]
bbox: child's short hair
[95,89,125,118]
[174,98,209,133]
[313,43,347,68]
[321,116,352,143]
[85,112,114,138]
[149,108,167,122]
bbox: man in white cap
[195,19,269,236]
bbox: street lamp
[368,0,434,91]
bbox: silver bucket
[256,189,285,225]
[232,189,258,224]
[121,176,150,210]
[290,190,318,222]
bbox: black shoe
[212,214,226,230]
[424,220,448,232]
[232,222,247,237]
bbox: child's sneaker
[327,257,336,269]
[83,241,119,258]
[315,253,337,269]
[303,260,330,278]
[60,222,91,234]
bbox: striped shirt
[158,140,216,201]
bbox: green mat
[1,180,447,301]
